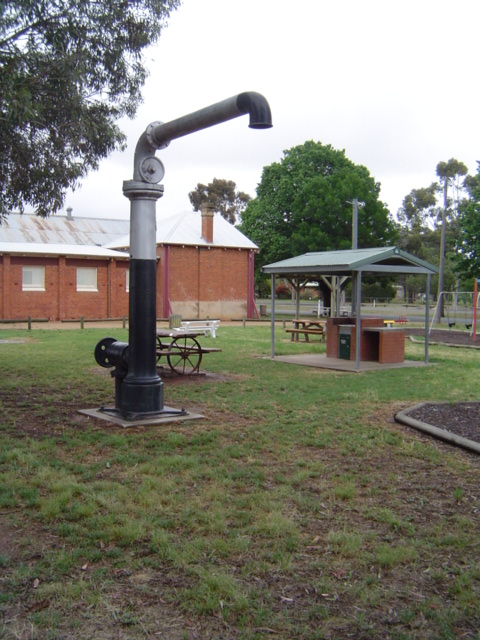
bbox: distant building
[0,208,258,321]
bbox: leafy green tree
[240,141,396,271]
[0,0,179,218]
[188,178,251,224]
[456,163,480,282]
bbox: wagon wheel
[167,335,202,375]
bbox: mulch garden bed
[403,329,480,447]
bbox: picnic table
[285,319,326,342]
[156,330,221,375]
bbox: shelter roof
[262,247,438,277]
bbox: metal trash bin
[169,314,182,329]
[339,334,351,359]
[259,304,267,316]
[338,326,352,359]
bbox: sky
[64,0,479,221]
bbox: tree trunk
[435,179,448,324]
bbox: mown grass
[0,324,479,639]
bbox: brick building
[0,208,258,321]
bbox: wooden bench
[175,319,220,338]
[285,327,325,342]
[195,347,222,354]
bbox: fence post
[28,316,32,331]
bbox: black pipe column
[120,180,164,415]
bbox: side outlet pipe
[100,92,272,419]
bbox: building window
[126,268,130,293]
[22,266,45,291]
[77,267,97,291]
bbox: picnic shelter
[262,246,438,371]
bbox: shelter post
[270,274,276,358]
[425,274,430,363]
[355,270,362,371]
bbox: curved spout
[150,91,272,148]
[133,92,272,181]
[236,92,273,129]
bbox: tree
[0,0,179,218]
[456,163,480,282]
[397,185,438,233]
[240,141,396,271]
[434,158,469,321]
[188,178,251,224]
[396,185,439,302]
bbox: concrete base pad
[271,354,429,372]
[79,407,204,428]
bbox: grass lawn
[0,324,479,639]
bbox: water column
[120,180,164,416]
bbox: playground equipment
[430,289,480,338]
[473,278,480,342]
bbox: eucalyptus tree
[434,158,469,320]
[188,178,251,224]
[396,185,439,302]
[0,0,179,218]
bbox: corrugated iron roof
[106,211,258,250]
[263,247,438,275]
[0,242,129,259]
[1,211,257,255]
[0,213,129,246]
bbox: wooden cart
[156,330,221,375]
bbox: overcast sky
[64,0,479,221]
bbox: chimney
[201,203,215,243]
[66,207,73,220]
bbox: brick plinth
[326,317,405,363]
